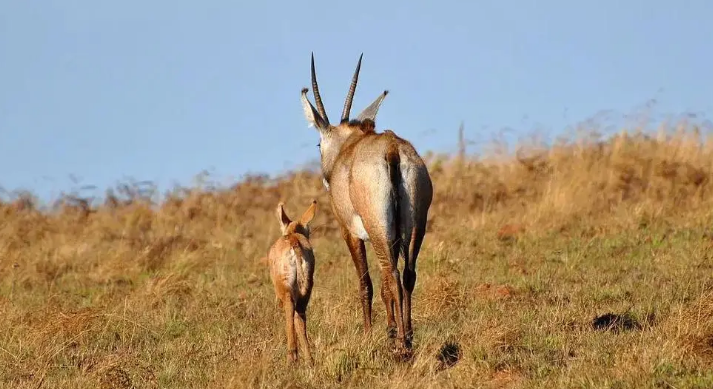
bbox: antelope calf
[266,200,317,365]
[300,53,433,354]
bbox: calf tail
[287,236,310,296]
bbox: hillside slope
[1,126,713,388]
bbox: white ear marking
[301,87,328,131]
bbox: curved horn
[311,53,329,124]
[341,53,363,122]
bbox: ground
[1,127,712,388]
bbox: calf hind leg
[294,298,313,366]
[283,298,298,363]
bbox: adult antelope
[300,53,433,352]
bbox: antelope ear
[299,200,317,226]
[276,203,291,235]
[357,90,389,122]
[301,88,329,132]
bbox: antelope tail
[386,142,402,261]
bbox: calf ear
[301,88,330,132]
[357,90,389,122]
[299,200,317,227]
[276,203,291,235]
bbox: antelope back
[268,201,317,297]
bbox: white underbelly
[350,215,370,241]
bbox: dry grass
[2,122,713,388]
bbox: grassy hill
[1,124,713,388]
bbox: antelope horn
[311,52,329,124]
[341,53,363,122]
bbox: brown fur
[353,119,377,134]
[266,200,317,365]
[301,55,433,354]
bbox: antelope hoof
[288,350,298,364]
[391,342,414,362]
[405,332,414,349]
[387,325,397,339]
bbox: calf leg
[283,298,297,363]
[294,298,313,366]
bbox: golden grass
[2,122,713,388]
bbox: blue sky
[1,1,712,202]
